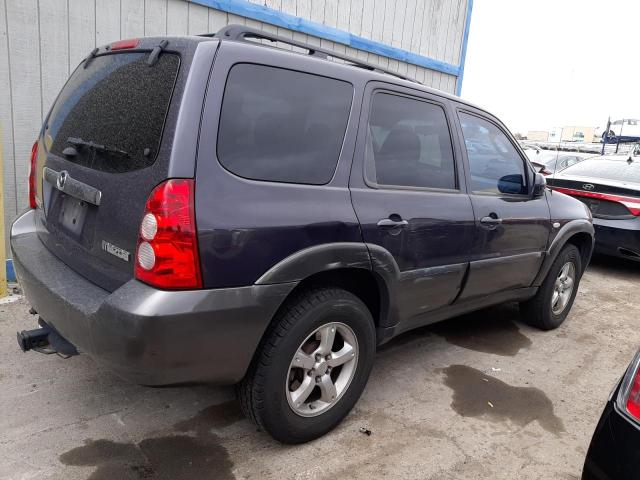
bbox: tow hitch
[17,319,78,357]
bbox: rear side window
[366,93,456,190]
[47,52,180,173]
[459,112,527,195]
[217,64,353,185]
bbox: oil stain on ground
[59,401,242,479]
[439,365,564,434]
[174,400,243,433]
[429,305,532,356]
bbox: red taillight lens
[134,179,202,290]
[551,186,640,216]
[617,350,640,422]
[28,141,38,209]
[110,38,139,50]
[626,369,640,419]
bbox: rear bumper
[11,209,296,385]
[592,216,640,261]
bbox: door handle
[480,216,503,227]
[377,218,409,228]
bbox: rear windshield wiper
[66,137,131,158]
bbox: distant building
[527,131,549,142]
[560,126,596,143]
[548,126,596,143]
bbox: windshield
[46,52,180,173]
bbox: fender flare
[532,219,595,286]
[255,242,374,285]
[254,242,402,328]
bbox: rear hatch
[548,158,640,219]
[33,39,195,292]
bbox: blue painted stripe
[6,259,15,283]
[188,0,462,77]
[455,0,474,96]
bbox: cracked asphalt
[1,254,638,480]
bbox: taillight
[551,186,640,216]
[134,179,202,290]
[617,350,640,422]
[110,38,139,50]
[28,141,38,209]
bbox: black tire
[520,244,582,330]
[237,287,376,444]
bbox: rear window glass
[562,160,640,183]
[217,64,353,185]
[46,52,180,173]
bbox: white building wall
[0,0,469,245]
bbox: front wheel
[237,287,376,443]
[520,244,582,330]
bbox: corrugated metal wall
[0,0,467,249]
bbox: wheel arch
[254,242,396,340]
[533,219,595,286]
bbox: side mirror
[497,174,525,194]
[532,172,546,198]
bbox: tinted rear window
[47,52,180,173]
[217,64,353,185]
[366,93,456,190]
[562,160,640,184]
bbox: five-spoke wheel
[286,322,358,417]
[551,262,575,315]
[238,288,376,443]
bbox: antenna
[601,116,610,155]
[551,126,561,180]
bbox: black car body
[548,155,640,261]
[11,26,594,442]
[583,350,640,479]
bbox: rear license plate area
[58,195,89,237]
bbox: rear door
[349,83,474,327]
[34,43,190,291]
[454,109,551,300]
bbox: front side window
[217,64,353,185]
[365,93,456,190]
[459,112,527,195]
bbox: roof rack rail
[204,24,420,85]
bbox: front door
[455,110,551,300]
[349,85,475,328]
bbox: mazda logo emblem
[582,183,595,191]
[57,170,69,190]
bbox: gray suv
[12,26,594,443]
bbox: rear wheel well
[565,232,593,272]
[279,268,387,330]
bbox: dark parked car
[583,349,640,479]
[12,26,594,443]
[547,155,640,261]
